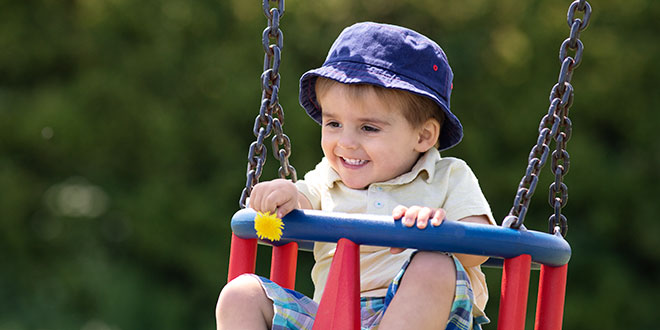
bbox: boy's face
[318,84,431,190]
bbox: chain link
[504,0,590,236]
[240,0,297,208]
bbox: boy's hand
[248,179,299,219]
[390,205,446,254]
[392,205,446,228]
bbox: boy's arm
[297,191,313,210]
[454,214,492,267]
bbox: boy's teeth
[343,158,367,165]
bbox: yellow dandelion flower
[254,211,284,241]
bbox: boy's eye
[362,125,380,132]
[325,121,341,128]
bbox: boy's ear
[415,119,441,152]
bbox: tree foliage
[1,0,659,329]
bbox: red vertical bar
[534,264,568,330]
[227,233,258,282]
[270,242,299,290]
[313,238,360,330]
[498,254,532,330]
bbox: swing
[227,1,592,329]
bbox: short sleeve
[442,160,496,225]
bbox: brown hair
[315,77,445,130]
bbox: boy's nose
[337,131,359,149]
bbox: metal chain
[239,0,297,208]
[503,0,591,237]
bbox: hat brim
[299,61,463,151]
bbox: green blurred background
[1,0,659,329]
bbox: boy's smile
[318,84,433,190]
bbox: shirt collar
[321,148,441,188]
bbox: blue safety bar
[231,208,571,267]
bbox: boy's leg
[378,251,456,330]
[215,274,274,330]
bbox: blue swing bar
[228,208,571,330]
[231,208,571,267]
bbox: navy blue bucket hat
[299,21,463,151]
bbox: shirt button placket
[371,185,385,209]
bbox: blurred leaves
[1,0,659,329]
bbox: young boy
[216,22,495,330]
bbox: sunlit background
[1,0,659,329]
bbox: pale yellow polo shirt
[295,148,496,316]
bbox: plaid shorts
[247,252,489,330]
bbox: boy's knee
[407,252,456,287]
[216,274,275,329]
[216,274,266,317]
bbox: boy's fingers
[416,207,433,229]
[403,206,420,227]
[276,204,293,219]
[436,208,446,219]
[392,205,407,219]
[248,184,263,211]
[264,190,291,215]
[430,208,446,226]
[263,191,280,211]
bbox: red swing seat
[227,209,570,330]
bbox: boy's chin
[344,182,370,190]
[341,179,370,190]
